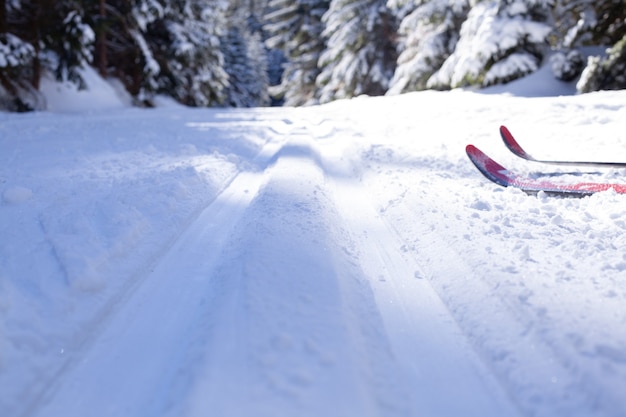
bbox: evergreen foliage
[90,0,163,104]
[0,0,94,110]
[0,0,625,111]
[86,0,230,107]
[222,25,270,107]
[317,0,397,103]
[428,0,553,89]
[265,0,330,106]
[266,47,287,106]
[552,0,625,84]
[387,0,469,94]
[150,0,230,107]
[0,32,36,111]
[222,0,270,107]
[554,0,625,48]
[578,34,626,92]
[550,49,584,81]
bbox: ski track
[29,129,286,417]
[24,116,517,417]
[5,92,626,417]
[374,174,611,417]
[26,117,524,417]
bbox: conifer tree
[387,0,469,94]
[0,0,35,110]
[551,0,625,91]
[49,5,95,88]
[316,0,397,103]
[265,0,330,106]
[93,0,163,104]
[0,32,36,111]
[149,0,229,106]
[553,0,624,48]
[578,34,626,92]
[221,1,270,107]
[0,0,93,110]
[428,0,552,89]
[222,25,269,107]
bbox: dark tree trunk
[97,0,107,77]
[0,0,7,33]
[31,0,42,89]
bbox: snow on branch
[0,34,35,68]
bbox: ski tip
[465,144,484,164]
[500,125,532,160]
[465,144,480,157]
[466,144,504,172]
[466,144,511,188]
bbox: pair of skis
[467,126,626,197]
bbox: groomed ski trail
[28,123,525,417]
[28,131,287,417]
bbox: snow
[2,186,33,204]
[0,33,35,68]
[39,67,133,112]
[2,66,626,417]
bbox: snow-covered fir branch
[0,0,624,110]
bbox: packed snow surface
[1,73,626,417]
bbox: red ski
[466,144,626,197]
[500,125,626,168]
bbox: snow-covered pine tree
[428,0,553,89]
[47,4,95,88]
[553,0,624,49]
[0,1,35,110]
[548,0,624,84]
[96,0,163,104]
[552,0,595,49]
[221,25,270,107]
[0,0,93,110]
[264,0,330,106]
[150,0,229,106]
[578,34,626,92]
[220,1,270,107]
[387,0,469,94]
[0,32,37,111]
[550,0,625,92]
[317,0,397,103]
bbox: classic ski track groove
[18,121,626,417]
[325,162,525,416]
[366,168,623,416]
[31,132,528,417]
[27,137,286,417]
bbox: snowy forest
[0,0,624,111]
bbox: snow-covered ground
[2,69,626,417]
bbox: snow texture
[1,65,626,417]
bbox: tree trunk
[31,0,41,89]
[97,0,107,77]
[0,0,7,33]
